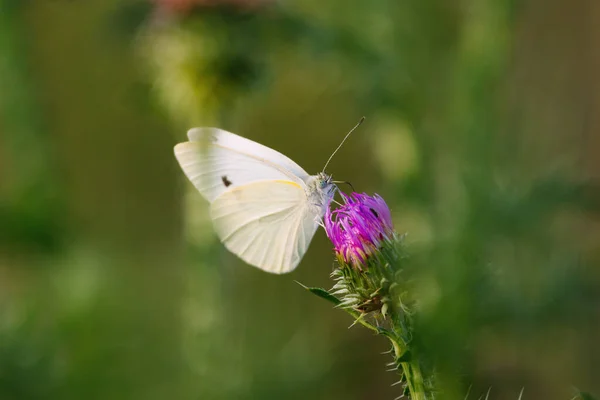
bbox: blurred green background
[1,0,599,399]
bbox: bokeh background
[1,0,600,399]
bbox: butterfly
[174,119,362,274]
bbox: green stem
[402,359,427,400]
[384,302,429,400]
[387,334,427,400]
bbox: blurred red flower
[153,0,271,14]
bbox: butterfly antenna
[322,116,365,173]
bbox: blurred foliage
[0,0,64,255]
[1,0,600,399]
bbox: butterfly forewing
[210,179,319,274]
[187,128,310,179]
[174,127,310,202]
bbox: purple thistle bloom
[324,192,395,268]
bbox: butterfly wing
[210,179,319,274]
[174,127,310,202]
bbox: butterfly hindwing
[209,179,318,274]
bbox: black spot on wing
[221,175,232,187]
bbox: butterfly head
[306,173,337,214]
[316,172,333,189]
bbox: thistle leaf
[295,282,342,306]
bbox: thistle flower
[324,192,395,268]
[323,192,401,314]
[307,191,434,399]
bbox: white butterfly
[174,127,345,274]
